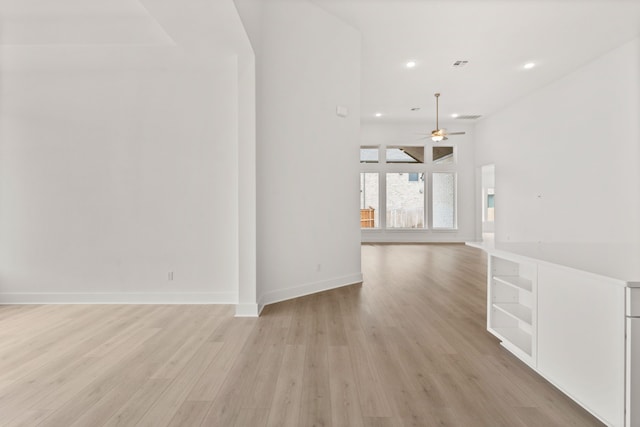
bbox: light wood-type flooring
[0,244,603,426]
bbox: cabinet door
[537,265,625,427]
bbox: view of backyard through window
[432,172,456,228]
[386,172,424,228]
[360,145,457,230]
[360,173,379,228]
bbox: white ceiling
[2,0,639,123]
[0,0,174,45]
[0,0,253,71]
[310,0,640,125]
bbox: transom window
[386,146,424,163]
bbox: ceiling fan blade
[447,132,466,135]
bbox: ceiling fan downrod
[434,93,440,129]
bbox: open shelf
[493,275,533,292]
[488,254,537,367]
[493,302,532,325]
[492,327,532,356]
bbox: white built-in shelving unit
[487,254,537,367]
[474,242,640,427]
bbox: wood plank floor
[0,244,603,426]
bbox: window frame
[359,143,460,232]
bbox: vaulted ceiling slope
[310,0,640,123]
[0,0,174,45]
[0,0,252,71]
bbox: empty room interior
[1,0,639,426]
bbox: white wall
[0,56,240,303]
[0,0,259,304]
[475,38,640,245]
[255,0,363,307]
[359,121,476,242]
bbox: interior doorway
[480,164,495,243]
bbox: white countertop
[466,241,640,287]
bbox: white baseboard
[0,292,237,305]
[361,233,475,243]
[259,273,363,308]
[234,303,262,317]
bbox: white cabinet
[487,254,537,367]
[480,243,640,427]
[537,265,626,427]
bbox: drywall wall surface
[256,0,362,306]
[0,0,259,304]
[358,121,476,242]
[475,38,640,245]
[0,55,240,303]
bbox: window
[359,144,462,233]
[360,147,379,163]
[432,172,456,229]
[386,173,424,228]
[432,146,454,164]
[360,173,379,228]
[386,146,424,163]
[486,189,495,222]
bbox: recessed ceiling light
[406,61,416,68]
[451,113,459,118]
[524,62,536,69]
[375,113,382,117]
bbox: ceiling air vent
[455,115,482,120]
[452,60,469,68]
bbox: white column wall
[255,0,363,308]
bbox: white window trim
[359,144,459,234]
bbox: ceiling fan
[430,93,465,142]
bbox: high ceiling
[1,0,639,124]
[310,0,640,125]
[0,0,252,71]
[0,0,174,45]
